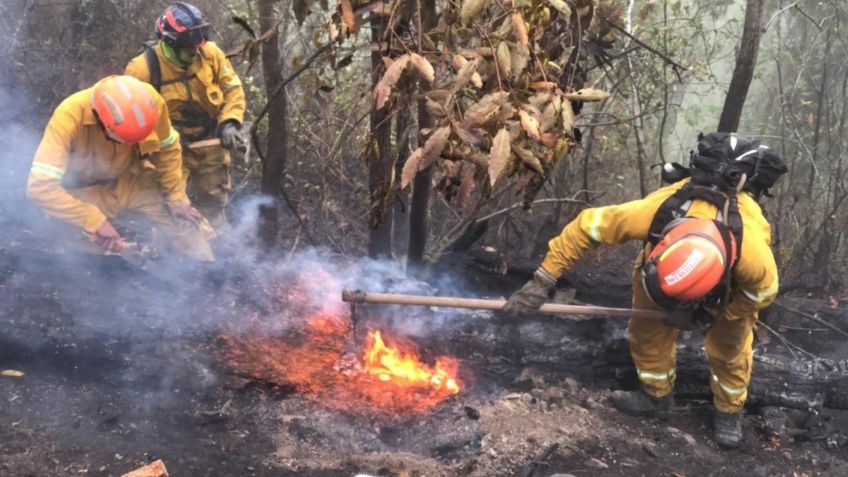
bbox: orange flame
[217,282,462,416]
[364,330,460,395]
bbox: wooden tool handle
[187,138,221,150]
[341,290,668,320]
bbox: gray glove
[503,267,557,317]
[218,121,245,152]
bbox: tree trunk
[367,16,394,259]
[392,104,411,257]
[717,0,765,133]
[407,0,437,268]
[258,0,288,249]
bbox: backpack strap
[143,42,162,92]
[647,183,696,246]
[645,183,745,310]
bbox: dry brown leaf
[561,98,575,133]
[340,0,358,34]
[426,98,449,118]
[488,128,511,186]
[470,72,483,88]
[548,0,572,17]
[467,152,489,167]
[418,126,452,171]
[496,42,512,78]
[530,81,558,91]
[514,143,544,175]
[830,296,839,309]
[527,92,551,110]
[510,44,530,76]
[452,121,483,148]
[443,160,461,178]
[464,91,510,126]
[540,133,558,148]
[541,97,560,132]
[461,0,489,25]
[373,54,410,109]
[564,87,610,102]
[496,103,517,122]
[409,52,435,83]
[506,119,522,141]
[453,58,479,92]
[456,165,477,209]
[401,148,424,189]
[512,9,529,46]
[451,54,468,72]
[492,16,510,38]
[519,109,541,140]
[425,89,452,103]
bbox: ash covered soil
[1,241,847,477]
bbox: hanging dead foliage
[341,0,622,207]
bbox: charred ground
[1,228,847,476]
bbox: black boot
[611,389,673,417]
[713,411,742,448]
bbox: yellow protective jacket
[124,41,245,140]
[27,85,186,234]
[540,179,779,321]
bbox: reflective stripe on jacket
[27,85,188,233]
[540,179,779,320]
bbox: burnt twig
[772,301,848,339]
[520,442,560,477]
[604,20,687,80]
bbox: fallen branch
[758,321,820,360]
[772,301,848,339]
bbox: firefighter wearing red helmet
[504,132,783,449]
[27,75,214,260]
[125,2,246,229]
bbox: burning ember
[217,275,462,416]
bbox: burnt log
[394,309,848,411]
[419,249,848,410]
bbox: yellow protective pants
[64,171,215,261]
[628,267,755,413]
[182,145,231,229]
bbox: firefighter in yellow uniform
[125,2,246,229]
[27,75,214,261]
[504,133,786,449]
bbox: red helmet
[90,76,158,144]
[642,218,738,309]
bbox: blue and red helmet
[155,2,210,49]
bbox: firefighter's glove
[503,268,557,317]
[663,306,704,331]
[168,202,203,227]
[89,220,126,254]
[217,121,245,152]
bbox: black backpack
[662,132,788,199]
[646,132,788,310]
